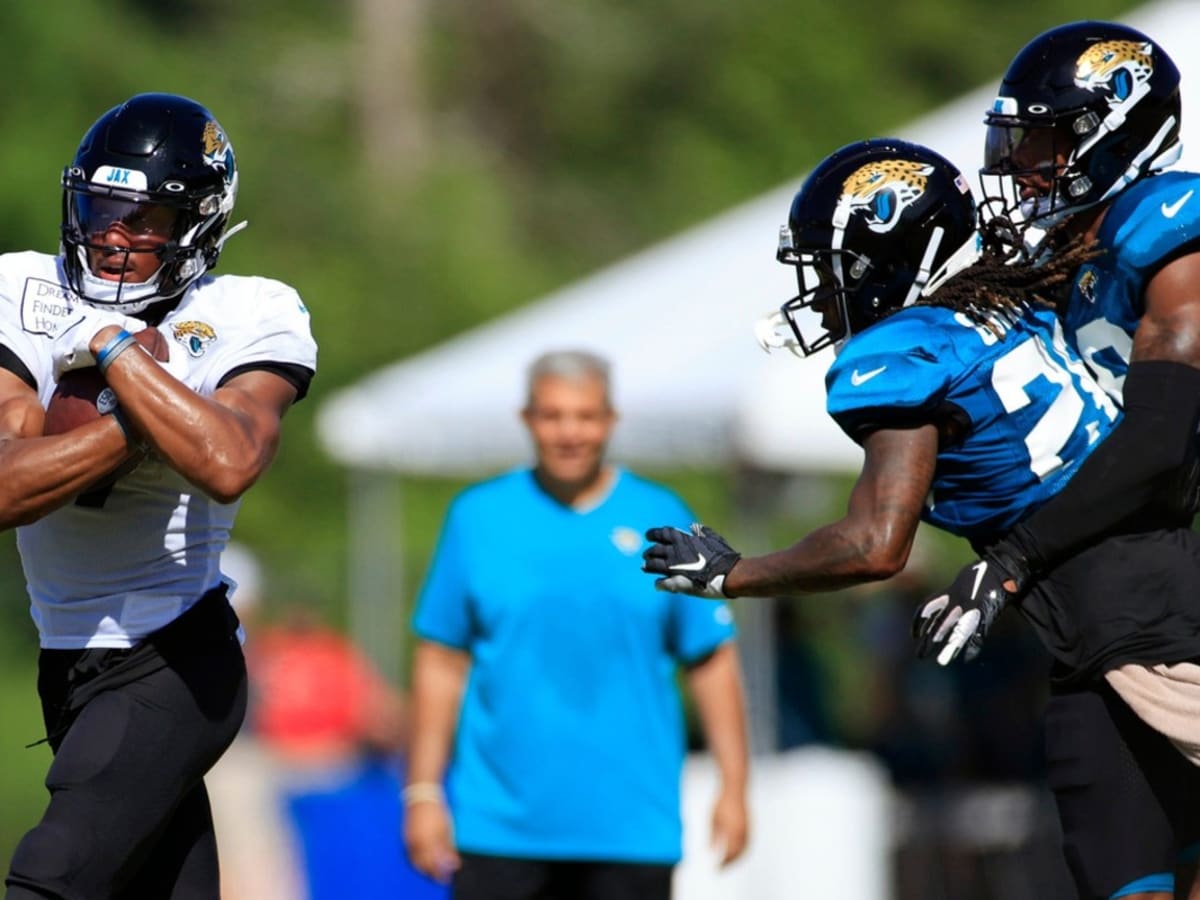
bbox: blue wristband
[108,405,148,452]
[96,330,137,374]
[108,404,132,441]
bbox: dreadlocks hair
[918,217,1104,333]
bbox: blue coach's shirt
[827,305,1119,544]
[412,468,735,863]
[1061,170,1200,401]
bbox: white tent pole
[347,467,404,684]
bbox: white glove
[52,306,146,379]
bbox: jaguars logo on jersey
[1076,267,1099,304]
[171,320,217,357]
[837,159,934,234]
[1075,39,1154,104]
[610,526,643,556]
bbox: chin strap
[921,234,982,298]
[216,220,249,252]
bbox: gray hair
[525,350,612,409]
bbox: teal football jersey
[1061,170,1200,401]
[827,305,1119,543]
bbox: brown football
[43,327,169,436]
[44,327,169,492]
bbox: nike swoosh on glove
[642,523,741,598]
[912,557,1017,665]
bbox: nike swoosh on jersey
[850,365,887,386]
[670,553,708,572]
[1162,189,1195,219]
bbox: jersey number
[990,325,1117,480]
[1073,317,1132,402]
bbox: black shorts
[4,588,247,900]
[453,852,674,900]
[1044,681,1200,899]
[1019,527,1200,685]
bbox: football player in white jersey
[0,93,317,900]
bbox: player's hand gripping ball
[43,327,169,489]
[44,327,168,433]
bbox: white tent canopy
[316,191,855,474]
[317,0,1200,478]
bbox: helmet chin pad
[68,243,185,314]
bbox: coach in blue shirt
[403,349,749,900]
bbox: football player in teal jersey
[643,131,1200,899]
[918,20,1200,666]
[644,137,1119,608]
[920,21,1200,900]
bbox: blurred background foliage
[0,0,1140,864]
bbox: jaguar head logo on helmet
[1074,39,1155,102]
[980,21,1181,235]
[201,120,234,173]
[838,159,937,234]
[60,92,247,315]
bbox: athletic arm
[0,365,135,528]
[97,325,297,504]
[404,639,469,882]
[722,424,938,597]
[685,640,750,866]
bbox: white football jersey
[0,251,318,649]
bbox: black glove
[642,523,741,598]
[912,535,1035,665]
